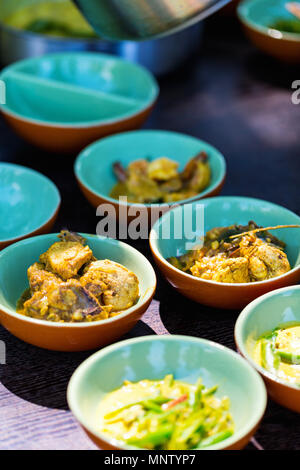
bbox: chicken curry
[17,231,139,323]
[110,152,211,204]
[168,221,292,283]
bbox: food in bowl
[98,374,234,450]
[17,230,139,323]
[252,324,300,386]
[110,152,211,204]
[269,18,300,34]
[4,0,97,38]
[168,221,296,283]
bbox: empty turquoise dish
[235,286,300,412]
[0,53,159,152]
[74,130,226,212]
[0,163,60,249]
[67,335,267,450]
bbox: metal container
[0,0,203,76]
[74,0,231,41]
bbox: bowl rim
[0,162,61,243]
[234,284,300,392]
[74,129,227,208]
[238,0,300,43]
[0,52,159,129]
[67,334,267,451]
[0,232,157,328]
[149,195,300,288]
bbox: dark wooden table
[1,15,299,451]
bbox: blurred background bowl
[0,0,204,76]
[238,0,300,63]
[235,285,300,413]
[0,163,60,249]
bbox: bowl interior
[0,233,155,314]
[0,53,159,126]
[0,163,60,242]
[151,196,300,275]
[75,130,226,205]
[238,0,300,36]
[68,335,266,450]
[236,286,300,364]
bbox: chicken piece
[190,254,250,283]
[239,235,290,280]
[126,160,163,203]
[147,157,179,181]
[40,241,93,280]
[80,260,139,312]
[58,230,86,245]
[22,279,106,322]
[27,262,63,293]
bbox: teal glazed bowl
[74,130,226,216]
[0,163,60,249]
[150,196,300,309]
[0,53,159,153]
[67,335,267,450]
[238,0,300,63]
[235,286,300,413]
[0,233,156,351]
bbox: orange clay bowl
[235,285,300,413]
[0,53,159,154]
[0,233,156,351]
[149,196,300,310]
[74,130,226,221]
[238,0,300,63]
[0,163,60,250]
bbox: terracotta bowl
[238,0,300,63]
[0,163,60,250]
[67,335,267,450]
[0,233,156,351]
[235,285,300,413]
[74,130,226,221]
[0,52,159,153]
[149,196,300,310]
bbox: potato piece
[40,241,93,280]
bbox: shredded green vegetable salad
[99,374,234,450]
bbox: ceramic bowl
[0,163,60,249]
[0,233,156,351]
[74,130,226,219]
[235,285,300,413]
[67,335,267,450]
[149,196,300,310]
[0,52,159,153]
[238,0,300,63]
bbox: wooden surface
[1,15,300,450]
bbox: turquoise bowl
[0,163,60,249]
[67,335,267,450]
[150,196,300,309]
[238,0,300,62]
[235,286,300,413]
[74,130,226,212]
[0,233,156,351]
[0,53,159,152]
